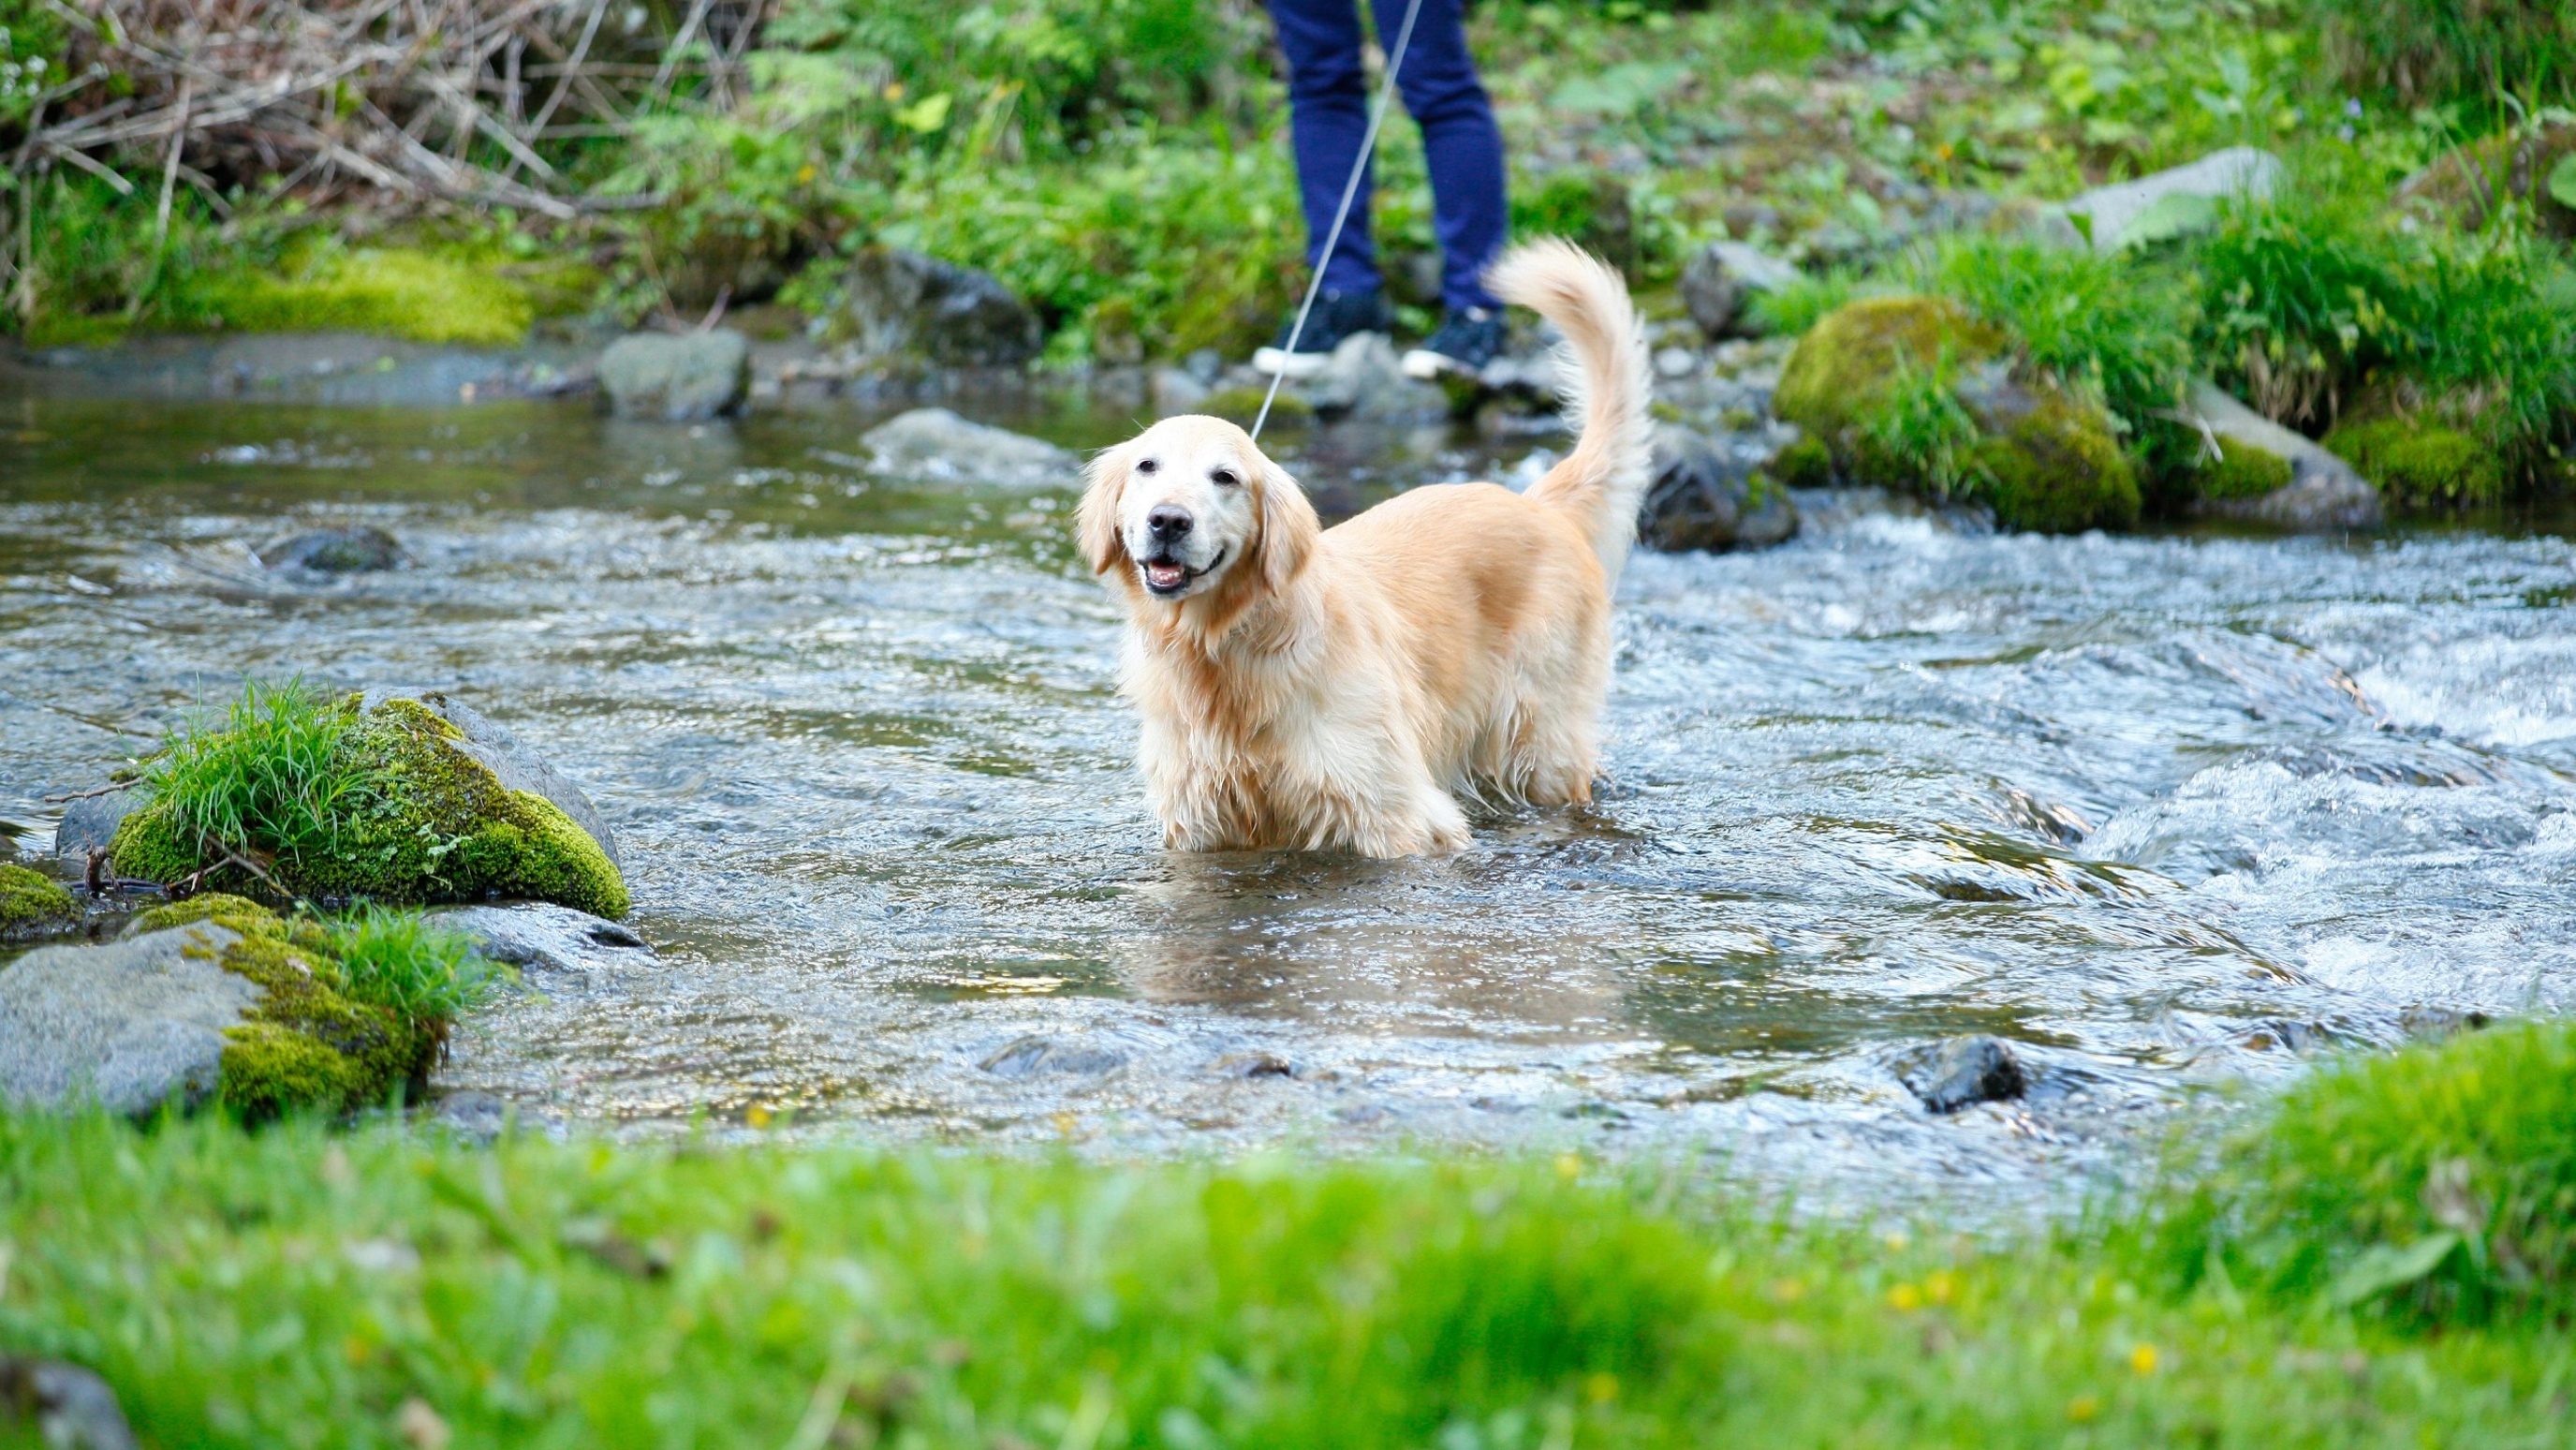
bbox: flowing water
[5,392,2574,1204]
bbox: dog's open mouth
[1141,547,1224,598]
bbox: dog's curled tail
[1487,238,1654,586]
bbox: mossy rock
[1773,295,2006,446]
[2322,419,2505,510]
[1766,435,1834,490]
[111,695,626,918]
[1971,393,2142,533]
[149,897,429,1117]
[0,864,78,940]
[2194,439,2296,501]
[1776,294,2136,533]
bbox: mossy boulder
[1774,295,2006,444]
[1970,392,2142,533]
[0,896,431,1118]
[1774,294,2137,533]
[0,865,78,940]
[2322,419,2505,510]
[111,692,626,918]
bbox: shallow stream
[6,394,2574,1205]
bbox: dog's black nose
[1146,504,1194,540]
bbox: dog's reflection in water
[1107,848,1631,1036]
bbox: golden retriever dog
[1075,239,1652,856]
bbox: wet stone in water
[1895,1036,2028,1115]
[258,525,404,573]
[980,1035,1128,1079]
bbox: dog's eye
[1210,468,1240,488]
[1136,457,1158,475]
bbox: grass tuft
[320,905,513,1022]
[2143,1015,2576,1328]
[138,677,376,884]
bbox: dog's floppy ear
[1253,456,1320,592]
[1074,447,1129,576]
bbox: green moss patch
[0,863,78,937]
[1774,294,2005,446]
[111,685,626,918]
[1775,295,2137,533]
[140,895,494,1117]
[2195,440,2296,500]
[194,247,535,347]
[1974,393,2142,533]
[2322,419,2505,510]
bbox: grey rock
[2182,380,2383,531]
[426,1089,510,1144]
[1680,240,1804,339]
[2064,146,2283,253]
[1638,423,1799,553]
[861,407,1078,488]
[598,330,750,422]
[1299,333,1449,422]
[427,901,652,975]
[1152,366,1212,415]
[355,688,621,870]
[259,524,405,573]
[0,925,259,1116]
[0,1357,139,1450]
[980,1034,1127,1078]
[52,791,137,864]
[1214,1050,1297,1079]
[836,247,1043,369]
[1895,1035,2027,1115]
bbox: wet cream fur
[1074,239,1654,856]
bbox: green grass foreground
[4,1021,2573,1447]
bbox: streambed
[4,394,2573,1205]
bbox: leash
[1251,0,1428,442]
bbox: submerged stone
[0,864,78,940]
[109,690,626,918]
[598,330,750,422]
[259,525,404,574]
[1895,1035,2028,1115]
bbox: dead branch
[13,2,769,219]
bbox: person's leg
[1374,0,1507,312]
[1267,0,1380,299]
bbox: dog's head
[1075,414,1317,611]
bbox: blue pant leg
[1267,0,1381,297]
[1374,0,1508,311]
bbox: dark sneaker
[1253,289,1392,378]
[1402,306,1507,379]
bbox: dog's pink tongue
[1146,563,1185,589]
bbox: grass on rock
[117,680,627,918]
[3,1017,2573,1445]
